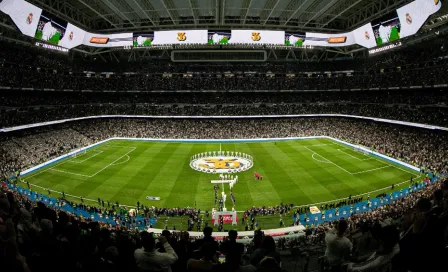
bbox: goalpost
[72,149,86,158]
[353,146,369,156]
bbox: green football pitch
[21,138,422,214]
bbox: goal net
[72,150,86,158]
[353,147,369,156]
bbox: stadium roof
[27,0,413,33]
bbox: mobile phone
[218,254,225,264]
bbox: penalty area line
[338,149,371,161]
[111,154,130,166]
[49,168,92,177]
[21,160,68,181]
[304,146,352,174]
[88,147,136,177]
[312,153,332,164]
[351,165,391,175]
[49,147,136,178]
[331,141,420,178]
[69,150,103,163]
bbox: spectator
[194,227,218,253]
[186,242,217,272]
[324,219,352,270]
[346,225,400,272]
[250,235,281,267]
[220,230,244,256]
[174,231,195,272]
[217,247,255,272]
[134,232,178,272]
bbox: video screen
[285,32,306,46]
[34,11,67,46]
[133,33,154,47]
[372,11,401,46]
[208,31,231,44]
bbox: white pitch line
[49,147,135,178]
[104,145,138,149]
[304,146,352,174]
[19,173,423,212]
[312,153,331,164]
[351,165,391,175]
[293,175,422,208]
[371,157,419,176]
[70,152,88,159]
[338,149,371,161]
[111,154,130,166]
[331,141,420,178]
[22,160,68,181]
[70,150,103,163]
[305,143,335,147]
[88,147,136,177]
[50,168,92,177]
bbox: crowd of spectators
[1,64,447,91]
[1,90,447,127]
[0,37,447,129]
[1,89,446,106]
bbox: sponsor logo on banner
[90,37,109,44]
[145,196,160,201]
[406,13,412,24]
[435,0,440,5]
[212,214,238,224]
[309,206,321,214]
[369,41,402,55]
[365,31,370,40]
[69,31,74,41]
[177,32,186,41]
[251,32,261,41]
[26,13,33,25]
[328,36,347,44]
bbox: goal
[353,147,369,156]
[72,150,86,158]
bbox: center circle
[190,153,253,174]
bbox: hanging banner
[304,32,355,47]
[152,30,208,45]
[59,23,86,49]
[353,23,377,49]
[0,0,42,38]
[228,30,285,44]
[397,0,442,39]
[83,32,133,47]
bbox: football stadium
[0,0,447,271]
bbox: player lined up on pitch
[254,172,263,181]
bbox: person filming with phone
[134,232,178,272]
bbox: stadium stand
[1,117,448,271]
